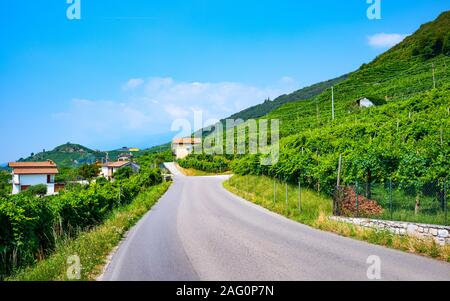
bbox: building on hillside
[8,161,63,195]
[171,138,202,159]
[356,97,387,108]
[117,152,133,161]
[100,161,140,180]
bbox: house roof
[9,161,57,168]
[102,161,131,168]
[13,168,59,175]
[9,161,59,175]
[172,138,202,145]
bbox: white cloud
[54,77,296,145]
[367,33,409,48]
[164,103,190,119]
[122,78,144,91]
[279,76,296,85]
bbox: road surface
[101,163,450,281]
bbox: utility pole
[331,86,335,121]
[432,63,436,89]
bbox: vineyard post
[335,154,342,215]
[445,179,448,226]
[337,154,342,188]
[355,181,359,218]
[389,179,393,220]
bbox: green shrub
[0,168,162,278]
[21,184,48,197]
[178,154,230,173]
[113,166,133,180]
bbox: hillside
[225,74,348,121]
[20,143,145,168]
[182,11,450,199]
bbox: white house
[356,97,375,108]
[100,161,140,180]
[172,138,202,159]
[8,161,61,195]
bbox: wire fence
[227,174,449,226]
[333,179,449,226]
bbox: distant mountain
[140,143,171,154]
[20,143,145,168]
[224,74,349,122]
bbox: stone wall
[330,216,450,246]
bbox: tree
[0,170,11,196]
[78,164,100,183]
[113,166,133,180]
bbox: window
[47,175,54,183]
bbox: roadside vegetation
[0,166,163,279]
[8,182,171,281]
[178,154,231,174]
[224,175,450,262]
[175,162,225,177]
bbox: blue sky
[0,0,449,162]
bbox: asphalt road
[101,163,450,281]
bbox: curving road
[101,163,450,281]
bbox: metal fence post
[355,181,359,218]
[389,178,393,220]
[445,179,448,226]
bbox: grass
[224,175,450,262]
[175,162,232,177]
[224,175,332,225]
[7,182,171,281]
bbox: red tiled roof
[13,168,59,175]
[9,161,57,168]
[102,161,130,168]
[172,138,201,145]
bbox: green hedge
[178,154,230,173]
[0,169,162,278]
